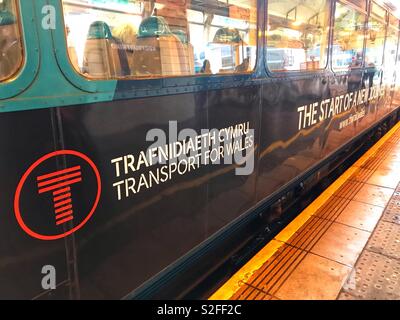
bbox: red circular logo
[14,150,101,240]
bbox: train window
[62,0,257,79]
[266,0,330,72]
[332,1,366,71]
[383,22,398,74]
[365,3,387,67]
[0,0,23,81]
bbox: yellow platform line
[209,120,400,300]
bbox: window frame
[370,1,387,21]
[364,1,388,68]
[264,0,333,76]
[0,0,39,100]
[54,0,260,92]
[347,0,368,12]
[382,12,399,71]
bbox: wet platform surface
[210,122,400,300]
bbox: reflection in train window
[381,18,399,87]
[332,1,366,71]
[371,1,387,20]
[365,3,387,68]
[62,0,257,79]
[0,0,23,81]
[266,0,330,72]
[385,17,399,68]
[347,0,367,11]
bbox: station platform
[210,121,400,300]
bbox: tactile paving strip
[361,142,397,171]
[341,250,400,300]
[286,216,333,251]
[350,168,375,183]
[226,125,400,300]
[366,220,400,260]
[230,245,307,299]
[233,286,274,300]
[314,196,351,221]
[339,181,400,300]
[334,180,365,200]
[387,133,400,145]
[382,191,400,224]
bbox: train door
[257,0,333,203]
[197,1,261,234]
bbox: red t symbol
[37,166,82,226]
